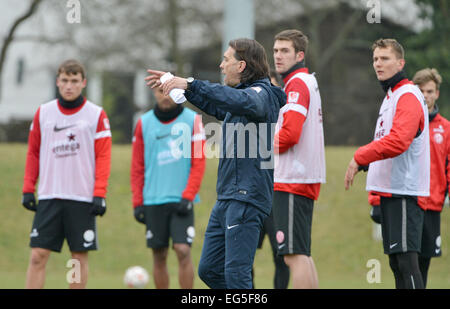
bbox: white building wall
[0,1,104,124]
[0,1,56,123]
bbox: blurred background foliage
[0,0,448,145]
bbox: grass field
[0,143,449,289]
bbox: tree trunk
[168,0,184,75]
[0,0,43,102]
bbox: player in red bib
[345,39,430,289]
[22,60,111,288]
[272,29,326,289]
[368,68,448,288]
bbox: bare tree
[0,0,43,101]
[1,1,223,77]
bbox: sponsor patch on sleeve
[103,118,110,130]
[288,91,299,103]
[251,86,262,93]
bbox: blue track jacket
[185,78,286,215]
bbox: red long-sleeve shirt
[370,112,450,212]
[420,113,450,211]
[355,80,425,166]
[274,67,321,200]
[356,79,425,208]
[23,99,112,198]
[130,114,206,208]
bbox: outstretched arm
[145,69,227,120]
[185,80,270,122]
[146,69,230,120]
[145,69,271,121]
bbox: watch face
[187,77,194,83]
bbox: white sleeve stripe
[284,103,307,116]
[192,133,206,141]
[95,130,112,139]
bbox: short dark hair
[274,29,309,54]
[372,38,405,59]
[57,59,86,79]
[229,38,269,84]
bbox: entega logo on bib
[52,131,81,158]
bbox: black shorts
[144,203,195,249]
[380,196,424,255]
[272,191,314,256]
[29,199,98,252]
[420,210,442,258]
[257,210,276,249]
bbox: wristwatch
[186,77,195,90]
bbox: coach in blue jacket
[146,38,286,289]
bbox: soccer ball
[123,266,150,288]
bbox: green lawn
[0,144,449,289]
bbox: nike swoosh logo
[390,243,398,249]
[54,124,76,132]
[83,242,93,248]
[227,224,239,230]
[435,248,441,254]
[156,133,171,140]
[278,244,285,250]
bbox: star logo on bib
[67,132,76,141]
